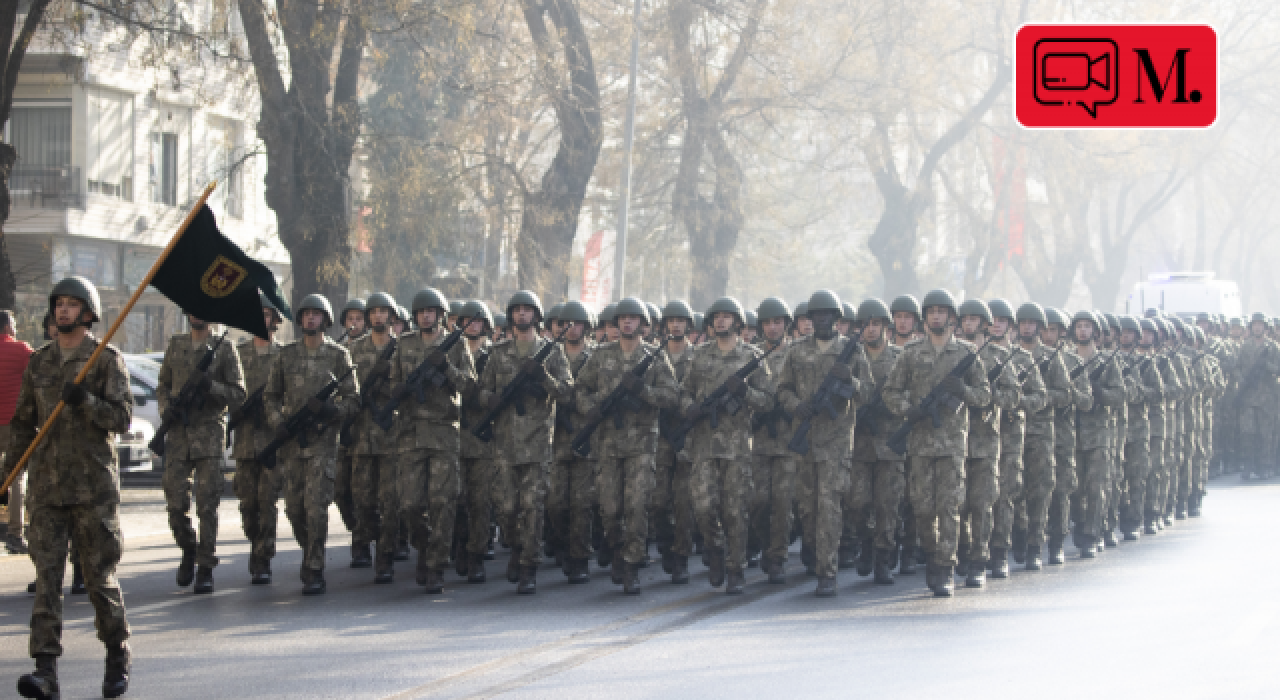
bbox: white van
[1126,272,1243,317]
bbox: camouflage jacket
[965,342,1022,459]
[658,342,696,464]
[680,339,775,462]
[1024,341,1071,436]
[460,339,493,460]
[575,341,679,459]
[776,335,873,463]
[390,330,476,453]
[1120,351,1160,443]
[231,339,281,460]
[1154,352,1183,438]
[853,343,904,462]
[1053,349,1094,450]
[3,335,132,507]
[1168,351,1194,436]
[552,343,593,462]
[882,335,991,459]
[476,336,573,468]
[347,332,399,456]
[752,340,795,458]
[1074,348,1124,451]
[997,344,1046,457]
[157,332,246,460]
[263,338,360,460]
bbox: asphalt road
[2,477,1277,699]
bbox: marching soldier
[157,313,245,594]
[458,301,496,583]
[1148,318,1184,530]
[888,293,922,572]
[1117,316,1161,540]
[652,300,699,584]
[334,297,367,561]
[263,294,360,594]
[231,293,284,584]
[1067,311,1122,558]
[749,297,797,584]
[1044,307,1090,566]
[338,299,368,342]
[5,277,134,699]
[546,300,597,583]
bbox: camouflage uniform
[157,332,246,570]
[750,340,798,572]
[576,342,678,566]
[775,336,872,579]
[1049,350,1092,546]
[1149,352,1184,522]
[1194,354,1225,505]
[347,333,399,571]
[232,338,282,576]
[3,335,132,657]
[990,346,1045,561]
[652,345,696,564]
[1069,351,1122,545]
[845,344,905,561]
[390,331,475,576]
[1165,351,1195,516]
[682,340,777,576]
[334,333,362,534]
[960,343,1020,567]
[1120,352,1161,532]
[476,336,573,570]
[1021,342,1071,551]
[547,344,595,563]
[882,336,991,569]
[264,338,360,583]
[459,341,495,563]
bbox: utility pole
[612,0,642,301]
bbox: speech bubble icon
[1033,38,1119,118]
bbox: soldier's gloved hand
[306,397,339,423]
[791,402,816,422]
[904,404,927,422]
[939,376,967,398]
[372,358,391,377]
[728,375,749,398]
[826,361,851,380]
[0,488,8,507]
[61,382,88,407]
[584,407,605,425]
[683,403,707,423]
[428,350,448,368]
[486,394,503,411]
[196,371,214,393]
[272,425,291,444]
[521,358,548,379]
[620,373,644,393]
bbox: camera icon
[1033,38,1119,118]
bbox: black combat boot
[516,566,537,594]
[18,654,58,700]
[708,548,726,588]
[102,641,131,699]
[468,554,487,584]
[176,547,196,587]
[955,557,969,578]
[1080,536,1097,558]
[670,555,690,584]
[768,560,787,584]
[899,545,917,575]
[725,570,745,595]
[456,552,470,578]
[873,549,895,585]
[395,537,410,561]
[1144,517,1158,535]
[597,544,613,569]
[1011,528,1027,564]
[924,563,938,591]
[416,551,431,586]
[989,549,1009,579]
[934,566,955,597]
[1025,544,1042,571]
[966,560,986,588]
[815,575,837,597]
[301,569,326,595]
[661,547,674,575]
[1175,501,1188,520]
[351,541,372,568]
[1102,529,1119,548]
[193,565,214,594]
[1047,536,1065,565]
[623,563,642,595]
[856,538,874,577]
[252,568,273,585]
[70,560,86,595]
[611,552,627,585]
[837,546,857,570]
[801,541,815,576]
[568,558,590,584]
[424,569,444,594]
[506,547,522,584]
[374,568,393,584]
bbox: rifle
[570,340,667,457]
[373,317,472,433]
[226,383,266,448]
[460,346,491,432]
[788,334,865,455]
[149,330,229,457]
[1020,343,1062,384]
[471,324,571,443]
[339,336,399,446]
[1085,348,1120,382]
[256,367,355,469]
[665,333,787,453]
[886,347,980,456]
[970,344,1018,420]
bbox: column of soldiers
[7,273,1269,698]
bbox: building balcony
[9,165,84,210]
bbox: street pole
[613,0,642,302]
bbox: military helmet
[987,298,1015,321]
[364,292,397,325]
[807,289,843,317]
[794,301,810,319]
[1120,315,1141,333]
[646,302,662,327]
[957,298,992,324]
[493,311,508,329]
[1138,318,1157,335]
[49,275,102,324]
[1192,326,1206,344]
[461,300,494,332]
[397,305,411,325]
[693,312,705,330]
[1196,311,1212,322]
[1044,307,1068,330]
[662,299,694,322]
[706,296,746,327]
[560,300,593,327]
[921,289,958,316]
[1144,308,1163,319]
[1230,316,1244,327]
[339,298,366,326]
[842,302,857,324]
[857,298,892,323]
[296,293,334,329]
[506,290,545,323]
[756,297,792,326]
[546,302,566,324]
[1103,312,1120,331]
[449,300,465,316]
[615,297,651,325]
[260,290,284,322]
[1249,311,1270,327]
[1071,309,1101,336]
[1015,302,1046,325]
[599,302,619,326]
[412,287,449,315]
[890,294,922,319]
[744,310,758,329]
[1169,317,1190,337]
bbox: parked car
[122,354,234,471]
[116,416,155,473]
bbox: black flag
[149,205,292,339]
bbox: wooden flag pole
[1,182,218,494]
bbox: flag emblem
[201,255,247,298]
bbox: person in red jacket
[1,310,34,554]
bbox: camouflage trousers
[353,454,399,570]
[907,456,966,568]
[1049,442,1078,541]
[650,451,695,558]
[1145,436,1167,520]
[1022,434,1057,548]
[693,457,752,575]
[494,462,549,569]
[234,458,281,575]
[959,457,998,564]
[598,453,655,566]
[750,454,798,570]
[843,458,904,554]
[1172,431,1195,508]
[282,454,336,578]
[461,457,496,557]
[548,456,597,561]
[1070,446,1111,539]
[1160,432,1181,513]
[399,449,460,572]
[334,447,356,532]
[163,456,224,569]
[991,442,1024,553]
[27,502,130,657]
[795,458,849,579]
[1120,439,1150,529]
[1193,429,1210,499]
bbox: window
[150,132,178,206]
[208,119,243,218]
[52,238,119,290]
[8,104,71,167]
[86,88,134,200]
